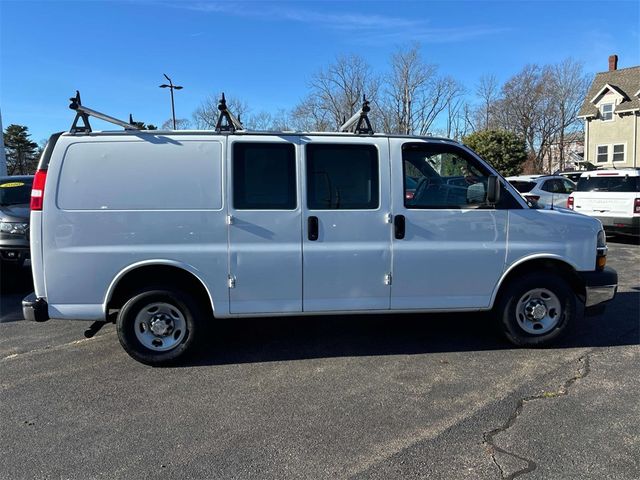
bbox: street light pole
[159,74,183,130]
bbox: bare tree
[445,93,472,140]
[549,59,590,170]
[161,118,191,130]
[475,74,499,130]
[382,45,464,135]
[495,64,556,172]
[247,111,273,130]
[290,95,330,131]
[192,94,250,129]
[292,54,379,131]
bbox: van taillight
[567,196,574,210]
[31,169,47,211]
[635,198,640,214]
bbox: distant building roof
[578,66,640,117]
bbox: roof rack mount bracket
[68,91,142,134]
[215,93,244,133]
[339,95,374,135]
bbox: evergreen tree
[3,125,39,175]
[463,129,527,177]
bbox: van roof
[59,129,458,143]
[579,168,640,177]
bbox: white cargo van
[23,96,618,365]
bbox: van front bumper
[579,267,618,308]
[22,293,49,322]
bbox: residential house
[578,55,639,168]
[544,131,584,173]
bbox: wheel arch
[104,260,215,320]
[490,255,586,309]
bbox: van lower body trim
[22,293,49,322]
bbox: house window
[597,145,608,163]
[613,144,625,162]
[600,103,614,121]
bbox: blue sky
[1,0,639,142]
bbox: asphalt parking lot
[0,239,638,480]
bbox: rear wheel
[116,289,200,365]
[495,272,576,346]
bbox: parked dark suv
[0,175,33,268]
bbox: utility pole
[159,74,183,130]
[0,109,7,176]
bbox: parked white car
[507,175,576,208]
[568,168,640,237]
[22,96,618,365]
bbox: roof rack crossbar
[339,95,374,135]
[69,91,142,133]
[215,93,244,133]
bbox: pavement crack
[0,332,114,361]
[483,354,591,480]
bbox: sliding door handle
[394,214,405,239]
[308,216,319,241]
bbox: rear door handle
[308,216,319,241]
[394,214,405,239]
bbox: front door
[302,139,392,312]
[228,138,302,314]
[391,140,508,310]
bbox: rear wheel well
[495,259,585,306]
[107,265,213,321]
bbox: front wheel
[116,289,200,366]
[495,273,576,346]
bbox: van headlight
[596,230,607,270]
[0,222,29,235]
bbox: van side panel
[506,209,599,272]
[29,211,46,298]
[42,136,228,319]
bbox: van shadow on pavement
[0,264,33,322]
[187,290,639,367]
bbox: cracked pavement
[0,239,638,479]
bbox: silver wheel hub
[134,302,187,352]
[525,300,547,321]
[515,288,562,335]
[149,314,173,336]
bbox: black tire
[495,272,576,346]
[116,289,200,366]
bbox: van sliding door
[227,137,302,314]
[302,139,392,312]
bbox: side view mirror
[487,175,501,205]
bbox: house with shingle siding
[578,55,639,168]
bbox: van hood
[0,203,30,223]
[540,204,603,230]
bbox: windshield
[509,181,537,193]
[577,176,640,192]
[0,180,33,206]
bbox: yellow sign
[0,182,26,188]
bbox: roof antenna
[215,92,244,133]
[339,94,374,135]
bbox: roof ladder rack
[339,95,374,135]
[69,91,142,133]
[215,93,244,133]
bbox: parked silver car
[507,175,576,208]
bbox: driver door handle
[308,216,319,241]
[394,215,405,239]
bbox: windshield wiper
[0,202,29,206]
